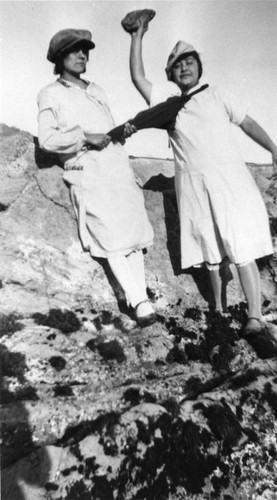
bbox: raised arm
[240,114,277,170]
[130,21,152,104]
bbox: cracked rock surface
[1,124,277,500]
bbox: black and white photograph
[1,1,277,499]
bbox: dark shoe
[242,317,277,359]
[135,300,157,328]
[243,330,277,359]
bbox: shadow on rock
[92,257,128,313]
[183,310,240,374]
[92,257,156,322]
[33,136,63,169]
[144,174,214,305]
[52,402,251,499]
[0,345,51,500]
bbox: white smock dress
[151,82,273,269]
[37,79,153,258]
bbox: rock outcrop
[1,124,277,500]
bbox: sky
[1,0,277,162]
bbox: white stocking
[126,250,148,301]
[108,252,147,308]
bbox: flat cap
[47,28,95,63]
[166,40,197,80]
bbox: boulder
[1,125,277,500]
[1,126,276,316]
[0,126,214,315]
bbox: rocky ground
[0,124,277,500]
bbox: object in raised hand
[121,9,156,33]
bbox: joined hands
[85,123,137,150]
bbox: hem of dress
[181,249,274,270]
[87,240,153,259]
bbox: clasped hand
[110,122,137,145]
[85,123,137,150]
[85,133,111,150]
[131,18,149,39]
[121,122,137,143]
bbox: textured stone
[121,9,156,33]
[1,125,277,500]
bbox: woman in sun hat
[37,28,156,327]
[126,19,277,334]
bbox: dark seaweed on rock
[32,308,81,333]
[1,386,38,404]
[48,355,66,371]
[230,368,261,388]
[166,345,187,364]
[86,337,126,363]
[54,384,74,397]
[0,346,28,378]
[97,340,126,363]
[123,387,156,405]
[0,313,24,338]
[263,382,277,416]
[184,307,203,321]
[195,401,244,453]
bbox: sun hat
[47,29,95,63]
[166,40,197,80]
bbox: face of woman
[172,55,200,91]
[62,43,89,77]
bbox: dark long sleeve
[108,84,209,142]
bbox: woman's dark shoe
[135,300,157,328]
[242,317,277,359]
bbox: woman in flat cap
[127,20,277,335]
[37,28,156,327]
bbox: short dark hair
[190,51,203,79]
[54,56,64,75]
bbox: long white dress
[37,79,153,258]
[151,82,273,269]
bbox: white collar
[186,81,208,96]
[58,77,90,90]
